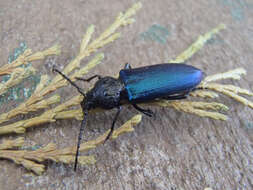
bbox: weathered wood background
[0,0,253,189]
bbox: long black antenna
[52,67,86,97]
[52,67,88,170]
[74,110,88,171]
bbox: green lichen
[140,24,170,44]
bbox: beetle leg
[192,87,206,91]
[163,93,188,100]
[104,106,122,143]
[52,67,86,97]
[124,63,132,69]
[132,104,153,117]
[75,75,101,82]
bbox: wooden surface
[0,0,253,189]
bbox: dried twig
[0,137,24,150]
[0,115,142,175]
[197,68,253,108]
[150,100,228,120]
[0,2,141,126]
[0,76,61,124]
[0,95,82,135]
[169,23,226,63]
[190,90,219,99]
[0,54,102,125]
[200,83,253,108]
[0,67,36,96]
[202,68,246,83]
[0,44,60,76]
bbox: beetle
[53,63,204,171]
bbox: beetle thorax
[83,77,125,110]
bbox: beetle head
[83,77,124,110]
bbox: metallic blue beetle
[53,63,203,170]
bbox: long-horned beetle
[53,63,203,171]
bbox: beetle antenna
[52,67,86,97]
[74,110,88,171]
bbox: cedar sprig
[0,67,36,96]
[0,44,62,124]
[0,2,142,134]
[197,68,253,108]
[0,137,24,150]
[0,44,60,76]
[151,100,228,120]
[0,95,82,135]
[0,2,141,127]
[0,21,250,135]
[0,115,142,175]
[0,53,102,125]
[170,24,226,63]
[0,75,61,124]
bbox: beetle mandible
[53,63,204,171]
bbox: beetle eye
[103,91,108,96]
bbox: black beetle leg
[104,106,122,143]
[52,67,86,97]
[124,63,132,69]
[162,93,188,100]
[75,75,101,82]
[132,104,153,117]
[192,87,206,91]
